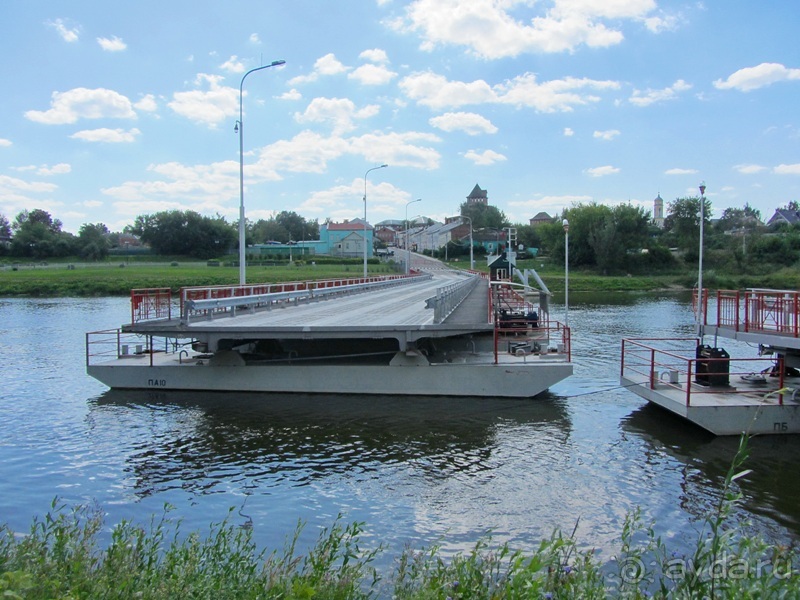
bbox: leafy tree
[127,210,235,258]
[9,208,75,258]
[515,224,541,253]
[460,202,509,230]
[77,223,110,261]
[534,203,651,272]
[663,196,712,253]
[0,214,10,239]
[0,214,10,256]
[251,219,289,244]
[251,212,320,244]
[715,203,762,233]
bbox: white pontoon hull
[88,356,572,398]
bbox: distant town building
[767,208,800,227]
[653,193,665,228]
[466,184,488,206]
[374,226,397,245]
[251,219,374,258]
[529,212,552,227]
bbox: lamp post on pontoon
[235,59,285,286]
[697,181,706,337]
[405,198,421,275]
[563,218,569,328]
[363,164,388,278]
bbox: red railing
[131,288,172,324]
[489,282,570,362]
[697,288,800,338]
[621,337,786,406]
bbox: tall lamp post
[461,215,474,271]
[697,181,706,336]
[235,59,285,286]
[363,164,388,278]
[563,218,569,328]
[405,198,421,275]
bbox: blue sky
[1,0,798,234]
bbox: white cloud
[288,53,349,85]
[103,160,240,205]
[665,167,698,175]
[97,36,126,51]
[279,89,303,101]
[714,63,800,92]
[563,127,574,136]
[70,128,141,143]
[643,11,681,33]
[429,112,498,135]
[593,129,620,141]
[0,139,11,147]
[629,79,692,106]
[774,163,800,175]
[464,149,507,165]
[316,53,348,75]
[294,97,381,134]
[389,0,664,58]
[0,174,59,196]
[167,74,237,127]
[134,94,158,112]
[220,55,245,73]
[360,48,389,63]
[249,33,261,44]
[348,63,398,85]
[25,88,137,124]
[733,164,767,175]
[37,163,72,176]
[400,71,619,112]
[585,165,620,177]
[47,18,79,43]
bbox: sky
[1,1,799,235]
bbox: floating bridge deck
[125,267,494,344]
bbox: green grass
[0,261,403,297]
[2,436,798,598]
[2,256,797,297]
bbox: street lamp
[363,164,388,278]
[563,218,569,328]
[405,198,421,274]
[461,215,474,270]
[235,59,285,286]
[697,181,706,335]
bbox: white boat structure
[621,287,800,435]
[86,266,572,397]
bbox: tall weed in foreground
[0,502,380,599]
[611,434,798,598]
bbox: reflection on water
[623,404,800,537]
[90,390,573,500]
[1,294,799,564]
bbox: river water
[1,293,799,569]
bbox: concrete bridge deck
[126,263,492,341]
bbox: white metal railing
[425,274,480,323]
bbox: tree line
[0,209,320,261]
[1,199,798,274]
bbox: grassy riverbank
[2,437,797,598]
[0,260,401,297]
[1,257,798,297]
